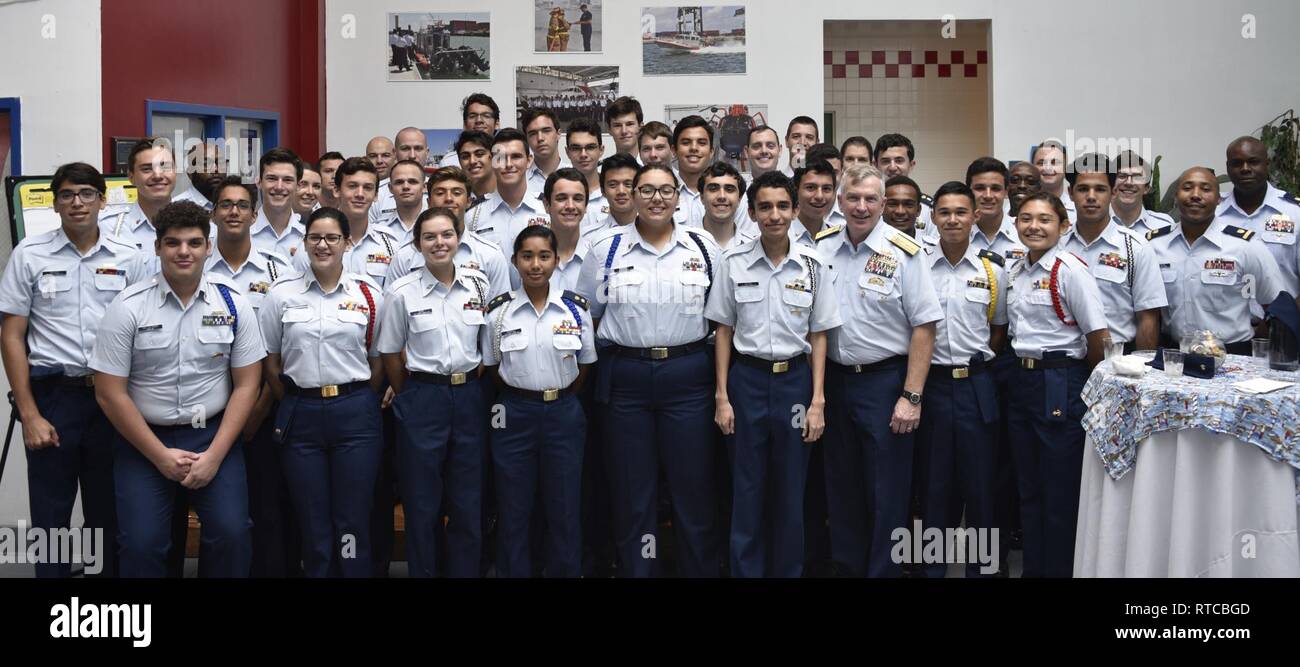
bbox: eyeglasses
[637,185,677,199]
[1116,173,1149,183]
[568,143,601,154]
[216,200,253,212]
[466,112,497,121]
[56,188,102,204]
[306,234,345,246]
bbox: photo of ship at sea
[641,6,746,76]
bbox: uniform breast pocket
[133,326,174,372]
[280,307,315,349]
[1200,270,1242,309]
[1160,268,1177,284]
[858,272,895,298]
[499,332,531,375]
[331,309,369,347]
[92,271,128,294]
[366,261,389,278]
[195,323,235,370]
[734,283,763,304]
[1092,264,1126,285]
[965,286,992,306]
[1027,289,1054,307]
[608,268,646,317]
[36,269,74,315]
[407,313,444,358]
[462,308,486,327]
[678,270,710,315]
[782,287,814,310]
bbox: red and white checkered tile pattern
[824,50,988,78]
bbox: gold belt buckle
[772,360,790,374]
[952,367,970,379]
[1020,358,1037,370]
[851,364,862,374]
[450,372,467,386]
[542,388,561,402]
[82,375,96,387]
[650,347,670,360]
[320,385,340,398]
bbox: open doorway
[823,20,992,195]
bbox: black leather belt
[611,339,707,361]
[735,353,807,374]
[409,370,478,386]
[1017,356,1085,370]
[502,384,575,402]
[284,380,369,398]
[931,357,988,380]
[30,374,96,390]
[829,355,906,375]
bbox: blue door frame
[144,100,280,152]
[0,97,22,175]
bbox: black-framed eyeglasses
[216,200,253,212]
[55,188,102,204]
[306,234,345,246]
[637,185,677,199]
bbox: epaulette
[814,224,843,241]
[977,248,1005,267]
[887,229,921,256]
[1283,191,1299,206]
[206,273,241,293]
[486,292,513,313]
[351,273,383,293]
[920,193,934,206]
[1146,226,1173,242]
[562,290,589,311]
[1223,225,1255,242]
[389,270,422,291]
[120,277,157,300]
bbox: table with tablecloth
[1074,354,1300,577]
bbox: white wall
[328,0,1300,190]
[0,0,103,527]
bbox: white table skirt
[1074,428,1300,577]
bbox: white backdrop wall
[0,0,103,529]
[328,0,1299,189]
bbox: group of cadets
[4,90,1296,578]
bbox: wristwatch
[901,390,922,405]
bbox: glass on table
[1163,349,1185,377]
[1104,341,1125,362]
[1252,338,1270,360]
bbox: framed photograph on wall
[535,1,602,53]
[641,5,747,76]
[665,103,768,171]
[387,12,490,81]
[515,65,620,133]
[423,128,464,166]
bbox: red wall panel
[100,0,324,170]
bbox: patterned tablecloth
[1081,354,1300,500]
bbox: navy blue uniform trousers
[601,350,720,577]
[1008,353,1088,578]
[24,377,117,577]
[276,387,383,577]
[915,358,1000,578]
[393,378,483,578]
[824,358,914,578]
[492,391,584,578]
[114,412,251,577]
[728,360,812,578]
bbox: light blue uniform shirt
[970,215,1027,264]
[249,209,305,261]
[575,222,721,348]
[927,244,1008,366]
[1059,221,1168,344]
[705,237,842,360]
[463,191,550,258]
[1216,183,1300,298]
[382,230,510,301]
[1110,207,1174,236]
[479,288,597,391]
[260,272,384,387]
[294,223,401,289]
[90,274,266,425]
[204,245,294,312]
[378,266,489,375]
[1147,219,1285,344]
[1005,246,1108,360]
[816,221,943,365]
[0,228,143,375]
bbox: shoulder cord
[493,300,510,363]
[562,297,583,331]
[1049,257,1076,326]
[685,231,714,303]
[267,255,279,282]
[601,234,623,299]
[214,283,239,338]
[800,255,818,300]
[1123,232,1135,291]
[357,280,376,350]
[980,256,997,323]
